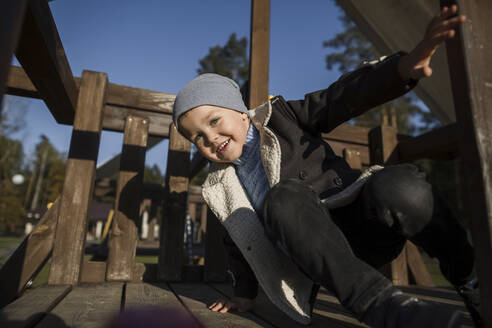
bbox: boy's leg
[348,164,475,286]
[262,178,402,319]
[332,164,480,326]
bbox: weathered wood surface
[106,116,149,281]
[0,283,475,327]
[171,283,272,327]
[0,285,71,328]
[204,208,227,282]
[37,283,123,328]
[0,198,59,307]
[80,261,145,283]
[441,1,492,326]
[337,1,454,124]
[158,124,191,281]
[0,0,27,105]
[248,0,270,109]
[49,71,107,285]
[124,283,184,309]
[15,0,77,124]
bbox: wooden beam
[6,66,174,137]
[48,71,107,285]
[441,1,492,326]
[106,115,149,281]
[322,124,370,145]
[0,0,28,105]
[15,0,77,124]
[397,123,459,162]
[158,124,191,281]
[103,105,172,137]
[0,197,59,308]
[248,0,270,109]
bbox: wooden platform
[0,283,474,328]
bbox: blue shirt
[233,123,270,216]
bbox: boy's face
[179,105,250,163]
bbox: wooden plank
[171,283,272,327]
[102,105,172,138]
[211,283,354,328]
[248,0,270,109]
[7,66,175,114]
[158,124,191,281]
[441,2,492,326]
[405,242,435,287]
[0,285,71,328]
[37,283,123,328]
[48,71,107,285]
[0,0,28,105]
[80,261,146,283]
[0,197,59,308]
[124,282,184,309]
[314,288,367,327]
[203,208,227,282]
[105,81,175,114]
[322,124,370,145]
[106,116,149,281]
[15,0,77,124]
[397,123,459,163]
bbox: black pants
[262,164,474,318]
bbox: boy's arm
[286,52,414,134]
[285,5,465,135]
[223,232,259,300]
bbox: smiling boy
[172,6,481,328]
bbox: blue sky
[8,0,349,172]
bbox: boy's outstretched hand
[398,5,466,81]
[208,296,254,313]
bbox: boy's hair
[172,73,248,130]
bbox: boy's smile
[179,105,250,163]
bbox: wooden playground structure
[0,0,491,327]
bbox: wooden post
[158,124,191,281]
[369,125,409,285]
[106,115,149,281]
[343,148,362,170]
[248,0,270,109]
[0,0,28,105]
[441,1,492,325]
[48,70,107,285]
[204,208,228,282]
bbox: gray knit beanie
[172,73,248,129]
